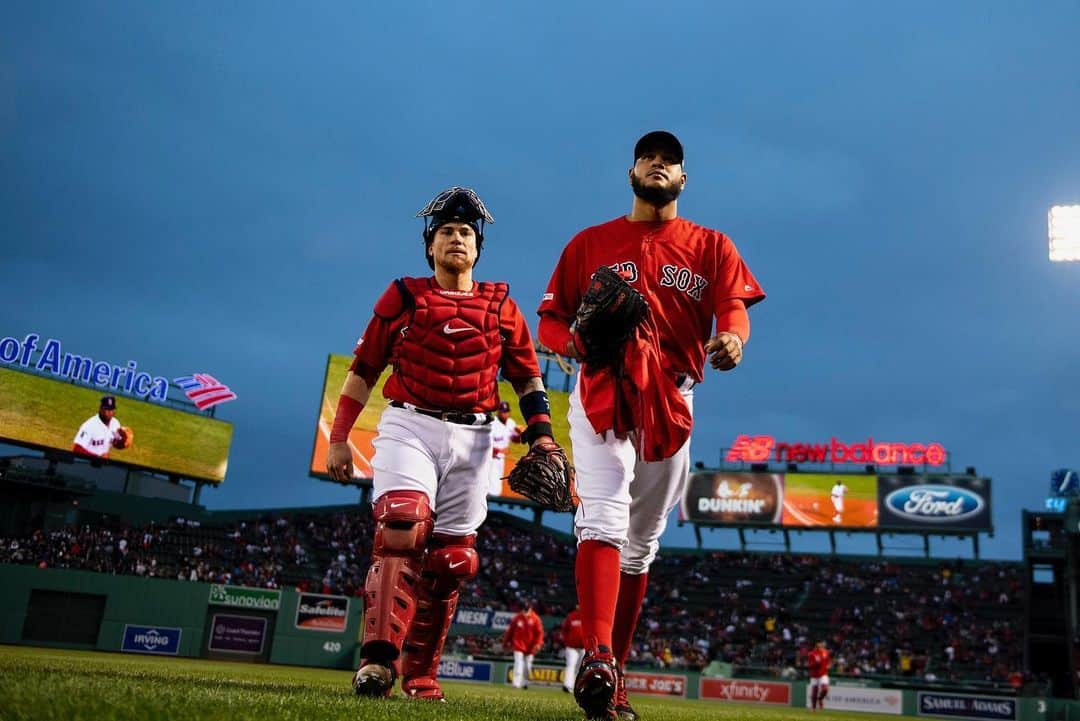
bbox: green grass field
[0,367,232,482]
[784,473,877,502]
[0,646,889,721]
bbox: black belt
[389,401,493,426]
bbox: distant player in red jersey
[562,606,586,693]
[537,131,765,720]
[808,640,832,710]
[503,600,545,689]
[326,187,563,702]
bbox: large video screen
[681,471,992,532]
[0,366,233,483]
[310,354,573,502]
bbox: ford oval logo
[884,485,984,522]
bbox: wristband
[519,390,551,421]
[330,395,364,443]
[521,421,554,445]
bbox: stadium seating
[0,504,1023,685]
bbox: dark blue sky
[3,2,1079,560]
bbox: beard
[631,171,682,207]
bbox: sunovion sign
[0,333,170,401]
[727,435,948,467]
[878,477,992,531]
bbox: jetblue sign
[121,625,182,655]
[918,692,1016,720]
[878,476,991,531]
[437,659,492,683]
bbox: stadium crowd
[0,506,1024,685]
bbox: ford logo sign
[884,485,984,522]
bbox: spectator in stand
[561,605,585,693]
[504,600,544,689]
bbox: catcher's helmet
[417,186,494,269]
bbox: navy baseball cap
[100,396,116,410]
[497,401,511,412]
[634,131,684,164]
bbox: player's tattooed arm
[326,372,372,482]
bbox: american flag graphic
[173,374,237,410]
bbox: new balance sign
[121,625,181,655]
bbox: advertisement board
[918,692,1016,720]
[438,659,493,683]
[309,354,572,501]
[878,476,992,531]
[679,472,782,524]
[782,473,879,528]
[808,686,903,714]
[208,614,267,654]
[454,607,494,628]
[208,584,281,611]
[294,593,348,632]
[0,366,233,483]
[623,672,687,697]
[504,664,565,687]
[120,624,181,655]
[699,678,791,705]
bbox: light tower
[1049,205,1080,262]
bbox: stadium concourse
[0,503,1026,689]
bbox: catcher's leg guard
[359,491,433,668]
[401,533,479,700]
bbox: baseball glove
[574,265,648,368]
[507,440,576,513]
[113,427,134,450]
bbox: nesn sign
[884,486,984,522]
[121,625,181,655]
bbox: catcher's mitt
[574,265,648,368]
[507,441,576,513]
[113,427,134,450]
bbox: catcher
[324,186,571,702]
[537,130,765,721]
[73,395,133,458]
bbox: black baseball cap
[634,131,684,164]
[100,396,116,410]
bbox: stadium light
[1049,205,1080,262]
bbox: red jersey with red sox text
[350,277,541,412]
[808,648,832,678]
[538,216,765,382]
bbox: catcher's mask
[417,186,494,270]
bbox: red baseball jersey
[351,277,541,412]
[808,648,832,678]
[503,609,545,653]
[561,608,585,649]
[538,216,764,383]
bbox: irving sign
[727,435,948,467]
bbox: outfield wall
[0,564,360,669]
[0,564,1054,720]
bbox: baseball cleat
[614,669,638,721]
[353,663,395,698]
[574,644,618,720]
[401,675,446,702]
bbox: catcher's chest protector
[396,278,508,410]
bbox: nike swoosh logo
[448,560,467,569]
[443,323,473,335]
[389,502,411,509]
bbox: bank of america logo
[173,373,237,410]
